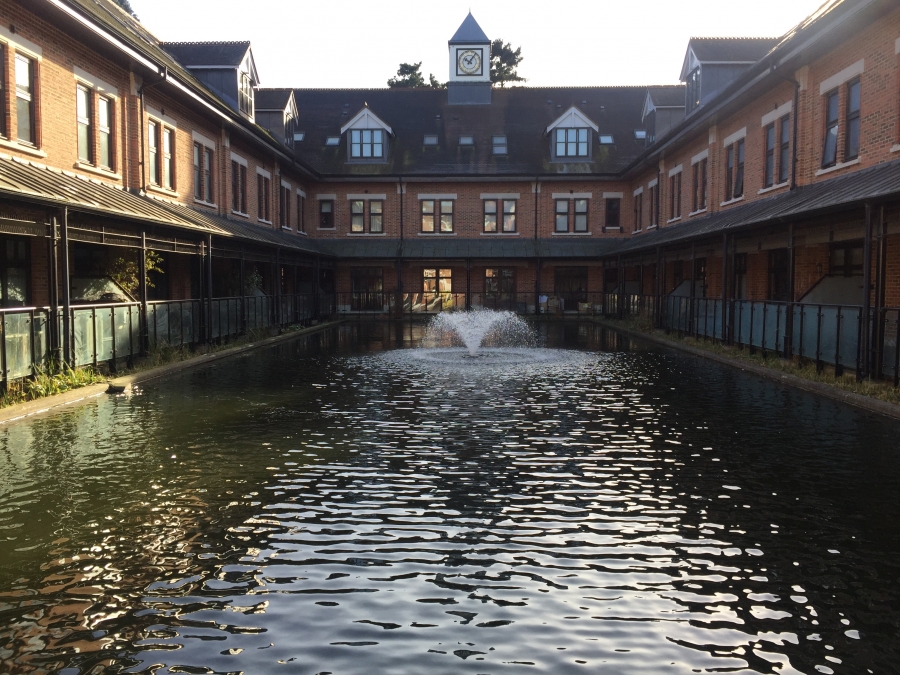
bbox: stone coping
[0,321,344,428]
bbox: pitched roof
[291,86,648,177]
[160,41,251,68]
[256,88,294,111]
[449,12,490,44]
[0,155,221,234]
[611,157,900,257]
[646,85,686,108]
[688,37,779,63]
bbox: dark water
[1,322,898,675]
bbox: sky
[132,0,828,90]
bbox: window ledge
[688,208,708,217]
[258,218,273,225]
[758,182,789,195]
[148,184,179,198]
[194,198,218,209]
[666,217,681,224]
[720,196,745,207]
[418,232,457,236]
[316,227,336,231]
[0,138,46,158]
[647,224,659,230]
[891,144,900,154]
[816,158,860,176]
[552,231,592,236]
[281,226,293,231]
[348,232,386,236]
[480,232,520,236]
[74,162,121,180]
[631,228,642,235]
[296,230,308,236]
[603,226,621,233]
[231,210,249,219]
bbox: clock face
[457,49,482,76]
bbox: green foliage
[490,39,525,87]
[1,360,104,408]
[113,0,137,17]
[244,266,264,295]
[108,250,164,297]
[388,62,444,89]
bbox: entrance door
[351,267,383,311]
[554,267,588,309]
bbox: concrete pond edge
[595,319,900,422]
[0,320,344,428]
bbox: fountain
[423,309,534,356]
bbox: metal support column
[689,243,696,335]
[873,205,887,378]
[785,223,796,358]
[207,234,214,342]
[466,258,472,311]
[139,231,149,355]
[275,247,282,330]
[198,240,207,343]
[654,246,662,328]
[396,258,403,317]
[49,216,60,359]
[60,208,72,366]
[721,233,729,342]
[860,202,874,379]
[617,256,624,319]
[239,254,246,332]
[535,258,542,315]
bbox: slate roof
[317,237,619,259]
[688,37,779,62]
[256,88,293,110]
[449,13,490,44]
[647,85,686,108]
[611,157,900,256]
[0,156,222,234]
[160,41,250,68]
[292,86,648,176]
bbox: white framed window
[555,128,588,157]
[350,129,383,158]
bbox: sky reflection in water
[0,322,898,674]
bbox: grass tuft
[608,314,900,407]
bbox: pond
[0,322,898,674]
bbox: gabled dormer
[642,85,686,144]
[340,106,393,162]
[680,37,778,114]
[256,89,299,147]
[161,41,260,121]
[545,106,599,161]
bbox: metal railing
[0,293,327,389]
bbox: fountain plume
[423,309,535,356]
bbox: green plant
[1,360,104,408]
[108,250,164,297]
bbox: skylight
[325,136,340,146]
[634,130,647,140]
[599,135,614,144]
[294,132,305,142]
[424,135,438,146]
[492,135,507,155]
[459,135,474,146]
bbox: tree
[108,250,164,297]
[490,39,525,87]
[387,62,444,89]
[113,0,138,17]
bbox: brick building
[0,0,898,380]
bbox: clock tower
[448,12,492,105]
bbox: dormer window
[686,68,701,113]
[555,128,588,157]
[350,129,383,158]
[239,72,253,117]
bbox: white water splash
[423,309,536,356]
